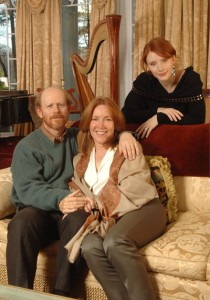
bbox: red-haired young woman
[122,37,205,138]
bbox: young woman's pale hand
[137,107,184,138]
[157,107,183,121]
[136,115,158,138]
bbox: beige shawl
[65,147,158,262]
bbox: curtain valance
[93,0,108,9]
[24,0,47,13]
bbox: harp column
[106,14,121,105]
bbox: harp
[71,14,121,111]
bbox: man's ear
[35,106,43,119]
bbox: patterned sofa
[0,123,209,300]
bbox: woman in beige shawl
[65,97,166,300]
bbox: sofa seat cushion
[0,218,59,274]
[141,211,210,281]
[2,211,210,282]
[0,218,10,243]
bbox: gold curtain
[14,0,63,136]
[134,0,164,79]
[134,0,210,88]
[88,0,116,98]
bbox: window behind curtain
[0,0,16,91]
[0,0,16,135]
[61,0,91,91]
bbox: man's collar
[41,124,66,143]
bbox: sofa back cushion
[0,168,15,219]
[174,176,210,212]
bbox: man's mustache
[50,114,64,119]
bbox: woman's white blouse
[84,147,116,195]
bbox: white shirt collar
[84,147,116,195]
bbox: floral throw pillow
[145,156,177,223]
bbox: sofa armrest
[0,167,16,219]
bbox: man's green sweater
[11,127,79,211]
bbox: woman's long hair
[78,97,126,156]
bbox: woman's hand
[118,132,140,160]
[137,107,184,138]
[136,115,158,138]
[83,196,95,213]
[59,190,95,214]
[157,107,183,121]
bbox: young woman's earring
[172,65,176,76]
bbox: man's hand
[118,132,140,160]
[136,115,158,138]
[58,190,95,214]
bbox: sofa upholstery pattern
[0,123,209,300]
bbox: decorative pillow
[0,168,16,219]
[145,156,177,223]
